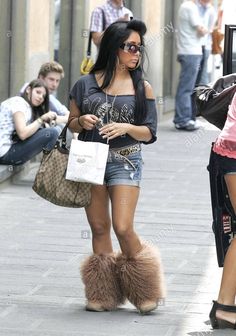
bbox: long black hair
[90,19,147,124]
[21,79,50,120]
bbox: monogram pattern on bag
[32,147,91,208]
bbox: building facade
[0,0,183,117]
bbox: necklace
[105,92,117,124]
[105,92,117,144]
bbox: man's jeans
[174,54,202,126]
[0,127,59,166]
[196,47,211,86]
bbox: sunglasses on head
[120,43,143,54]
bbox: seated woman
[0,79,59,166]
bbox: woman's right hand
[79,114,99,130]
[69,99,98,133]
[41,111,57,123]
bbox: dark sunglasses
[120,43,143,54]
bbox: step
[0,164,25,185]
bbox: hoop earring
[128,56,142,71]
[116,56,127,72]
[116,56,120,66]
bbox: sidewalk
[0,117,230,336]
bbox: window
[223,24,236,75]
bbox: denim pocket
[125,152,143,180]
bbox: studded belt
[111,143,141,156]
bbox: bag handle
[87,33,92,58]
[87,8,106,57]
[56,118,76,149]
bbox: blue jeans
[196,47,211,86]
[104,150,143,187]
[0,127,59,165]
[174,54,202,126]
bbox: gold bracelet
[37,117,43,125]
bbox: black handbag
[207,144,236,267]
[32,122,91,208]
[193,73,236,129]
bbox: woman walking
[69,19,165,314]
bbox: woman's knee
[89,219,111,237]
[41,128,59,150]
[114,224,134,240]
[45,127,60,140]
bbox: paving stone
[1,118,232,335]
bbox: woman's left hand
[99,122,130,140]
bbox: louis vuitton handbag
[32,122,91,208]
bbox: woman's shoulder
[75,73,95,85]
[1,96,30,113]
[1,96,27,107]
[71,74,96,92]
[144,80,155,99]
[70,74,96,99]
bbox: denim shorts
[214,152,236,175]
[104,149,143,187]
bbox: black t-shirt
[70,74,157,148]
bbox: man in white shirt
[195,0,216,85]
[174,0,208,131]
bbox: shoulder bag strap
[87,33,92,57]
[56,118,76,148]
[101,8,106,31]
[87,8,106,57]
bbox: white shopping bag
[66,139,109,185]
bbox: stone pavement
[0,117,234,336]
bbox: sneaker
[175,120,200,131]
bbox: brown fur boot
[117,243,166,314]
[80,253,125,311]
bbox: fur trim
[80,254,125,310]
[117,243,166,309]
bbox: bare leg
[109,185,141,257]
[109,185,165,312]
[216,174,236,323]
[81,185,124,311]
[85,185,113,254]
[224,175,236,213]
